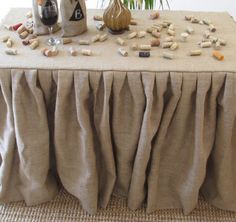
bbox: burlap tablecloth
[0,8,236,215]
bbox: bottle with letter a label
[60,0,87,37]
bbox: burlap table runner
[0,8,236,215]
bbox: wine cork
[199,20,204,25]
[139,51,150,58]
[167,29,175,36]
[152,25,162,32]
[139,44,151,51]
[99,34,108,42]
[91,34,100,43]
[29,38,38,44]
[69,47,77,56]
[161,42,173,48]
[218,38,227,46]
[170,42,179,51]
[13,23,23,31]
[186,26,194,34]
[82,49,92,56]
[203,19,211,25]
[164,36,174,42]
[79,39,90,45]
[62,38,72,44]
[17,25,27,34]
[209,24,216,32]
[1,36,10,43]
[19,31,29,39]
[150,12,160,20]
[96,22,106,31]
[151,30,161,38]
[200,41,212,48]
[116,37,125,46]
[3,24,13,31]
[203,30,210,39]
[185,15,192,21]
[209,36,218,43]
[189,49,202,56]
[214,41,221,50]
[137,31,146,38]
[27,28,34,34]
[130,20,137,25]
[169,24,175,31]
[130,43,138,51]
[163,52,174,60]
[146,27,155,33]
[26,11,32,19]
[191,17,199,23]
[181,32,189,42]
[30,39,39,50]
[42,49,53,57]
[151,39,160,47]
[6,38,13,48]
[128,32,137,39]
[161,22,168,28]
[118,48,128,57]
[5,49,17,55]
[93,15,103,21]
[212,51,224,61]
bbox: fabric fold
[0,70,21,202]
[0,68,236,215]
[89,71,116,208]
[201,72,236,212]
[11,69,58,206]
[111,71,145,197]
[54,70,98,214]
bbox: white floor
[0,0,236,21]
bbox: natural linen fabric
[0,69,236,215]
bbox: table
[0,8,236,215]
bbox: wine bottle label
[70,1,84,21]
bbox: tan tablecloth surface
[0,8,236,215]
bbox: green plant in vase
[98,0,170,9]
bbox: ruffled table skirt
[0,69,236,214]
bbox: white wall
[0,0,236,21]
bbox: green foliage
[99,0,170,9]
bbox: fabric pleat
[0,70,21,203]
[111,71,145,197]
[201,72,236,212]
[0,69,236,215]
[11,69,58,206]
